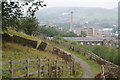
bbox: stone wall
[2,33,47,51]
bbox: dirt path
[71,54,94,78]
[55,46,94,78]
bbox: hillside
[2,42,61,62]
[112,7,118,12]
[2,28,65,62]
[2,29,83,78]
[35,7,117,28]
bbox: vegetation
[48,36,101,75]
[2,1,46,35]
[2,0,119,78]
[82,46,120,66]
[3,27,42,48]
[53,36,120,66]
[35,7,117,29]
[2,42,63,78]
[79,31,87,37]
[20,17,39,36]
[38,25,78,37]
[2,2,23,28]
[2,42,61,62]
[2,30,83,78]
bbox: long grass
[2,42,83,78]
[2,29,83,78]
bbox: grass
[61,62,83,78]
[2,42,63,62]
[47,40,101,76]
[2,29,83,78]
[3,27,42,48]
[2,42,64,78]
[70,51,101,76]
[2,42,83,78]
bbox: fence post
[26,58,29,78]
[10,60,13,78]
[66,62,69,74]
[101,65,105,79]
[38,57,41,78]
[62,62,64,75]
[48,58,51,77]
[72,60,75,75]
[56,60,58,78]
[70,61,73,75]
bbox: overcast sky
[44,0,119,9]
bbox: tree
[79,31,87,37]
[2,2,23,29]
[64,32,77,37]
[38,26,78,37]
[2,1,46,29]
[20,17,39,36]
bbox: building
[73,27,98,37]
[81,28,96,37]
[87,28,95,36]
[98,28,113,37]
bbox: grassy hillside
[2,42,64,78]
[2,28,62,62]
[2,42,62,62]
[2,29,83,78]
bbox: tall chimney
[70,11,73,32]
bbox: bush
[53,35,63,41]
[83,45,119,65]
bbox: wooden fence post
[62,62,64,75]
[48,59,51,77]
[101,65,105,79]
[26,58,29,78]
[66,62,69,74]
[38,57,41,78]
[56,60,58,78]
[72,60,75,75]
[70,61,73,75]
[10,60,13,78]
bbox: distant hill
[35,7,118,28]
[112,7,118,12]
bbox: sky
[44,0,119,9]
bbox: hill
[2,28,64,62]
[35,7,118,29]
[2,29,83,78]
[112,7,118,12]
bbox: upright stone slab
[13,35,37,48]
[38,41,47,51]
[2,33,12,42]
